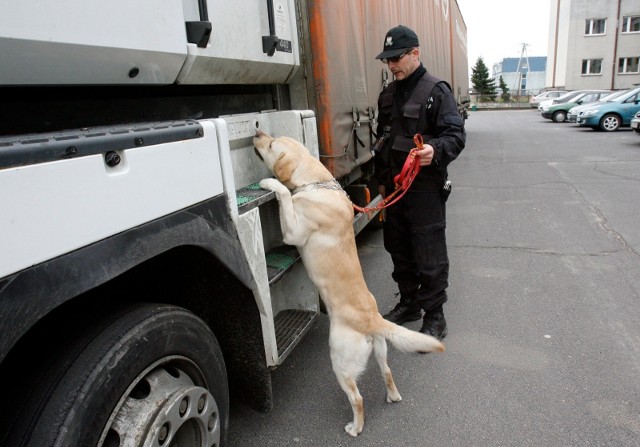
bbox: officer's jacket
[375,68,466,191]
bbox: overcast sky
[456,0,552,72]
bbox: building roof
[500,56,547,73]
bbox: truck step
[236,182,274,214]
[274,309,317,358]
[265,245,301,285]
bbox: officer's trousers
[383,190,449,312]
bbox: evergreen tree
[471,57,497,100]
[498,75,510,101]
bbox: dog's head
[253,130,332,185]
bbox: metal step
[265,245,301,285]
[274,309,317,359]
[236,182,274,214]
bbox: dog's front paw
[344,422,361,437]
[386,391,402,403]
[259,178,286,193]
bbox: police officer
[374,25,465,340]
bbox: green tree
[498,75,510,101]
[471,57,497,101]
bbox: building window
[585,18,606,35]
[581,59,602,75]
[618,57,640,74]
[622,16,640,33]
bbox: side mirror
[576,100,583,104]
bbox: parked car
[567,90,629,123]
[631,111,640,133]
[540,90,611,122]
[538,90,587,111]
[576,86,640,131]
[530,90,568,108]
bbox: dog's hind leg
[373,335,402,403]
[334,371,365,437]
[330,327,370,436]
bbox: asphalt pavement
[228,110,640,446]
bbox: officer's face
[385,48,420,80]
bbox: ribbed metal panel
[274,309,317,358]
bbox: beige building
[547,0,640,90]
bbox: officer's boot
[419,307,448,340]
[382,286,422,325]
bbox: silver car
[631,110,640,134]
[530,90,568,108]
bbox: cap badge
[385,36,393,47]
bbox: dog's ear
[274,152,297,182]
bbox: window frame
[618,57,640,74]
[584,18,607,36]
[581,59,603,76]
[621,16,640,34]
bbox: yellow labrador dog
[253,130,444,437]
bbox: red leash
[353,134,423,214]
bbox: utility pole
[513,43,530,97]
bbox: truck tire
[5,303,228,447]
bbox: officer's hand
[416,144,435,166]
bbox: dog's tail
[376,316,445,354]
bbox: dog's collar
[292,179,346,195]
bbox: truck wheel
[6,303,228,447]
[552,110,567,123]
[599,114,621,131]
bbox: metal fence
[467,90,538,104]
